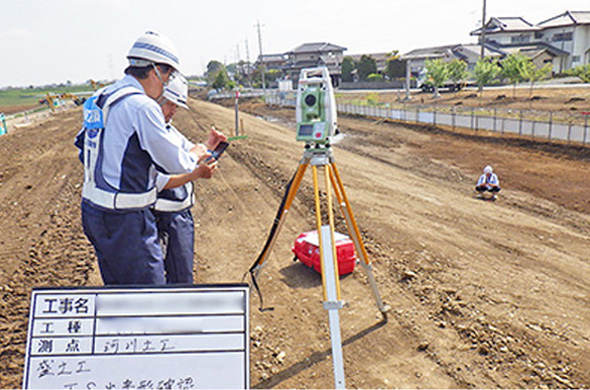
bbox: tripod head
[295,67,338,146]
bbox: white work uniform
[85,75,197,201]
[477,173,499,187]
[75,75,199,286]
[153,124,197,284]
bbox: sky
[1,0,588,88]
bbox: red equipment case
[291,230,356,275]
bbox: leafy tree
[206,60,224,83]
[424,59,449,98]
[357,55,377,81]
[385,58,406,80]
[447,59,468,93]
[501,53,530,97]
[520,62,552,97]
[341,57,355,82]
[212,67,230,90]
[384,50,404,80]
[569,64,590,83]
[473,58,501,93]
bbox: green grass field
[0,77,204,112]
[0,84,96,109]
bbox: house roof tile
[538,11,590,27]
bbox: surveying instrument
[247,67,390,389]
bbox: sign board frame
[23,284,249,389]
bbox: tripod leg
[324,165,342,301]
[330,163,390,317]
[313,165,346,389]
[251,162,309,279]
[311,165,327,298]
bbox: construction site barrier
[209,89,589,145]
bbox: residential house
[471,11,590,73]
[253,53,287,71]
[536,11,590,71]
[471,17,538,46]
[401,44,502,76]
[284,42,347,86]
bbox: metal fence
[260,91,590,145]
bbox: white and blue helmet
[127,31,181,73]
[162,75,189,109]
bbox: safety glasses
[152,64,178,87]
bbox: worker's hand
[204,126,227,150]
[192,152,217,179]
[190,143,208,159]
[194,161,217,179]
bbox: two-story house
[253,53,287,71]
[471,11,590,73]
[284,42,347,86]
[536,11,590,71]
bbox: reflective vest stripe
[153,182,194,212]
[83,184,157,210]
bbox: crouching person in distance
[154,75,226,284]
[475,165,501,200]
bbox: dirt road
[0,96,588,389]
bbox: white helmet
[483,165,493,174]
[127,31,181,73]
[163,75,189,109]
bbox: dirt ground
[0,105,38,116]
[338,85,590,114]
[0,91,589,389]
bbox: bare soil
[0,105,39,116]
[339,86,590,115]
[0,93,589,389]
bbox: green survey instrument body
[295,67,338,145]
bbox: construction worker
[154,75,226,284]
[75,31,215,285]
[475,165,501,200]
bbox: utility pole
[245,39,250,65]
[256,20,267,98]
[404,58,411,101]
[245,39,251,87]
[478,0,487,94]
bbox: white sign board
[23,284,249,389]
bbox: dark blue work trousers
[81,201,165,285]
[153,209,195,284]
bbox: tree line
[423,54,554,98]
[204,51,590,93]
